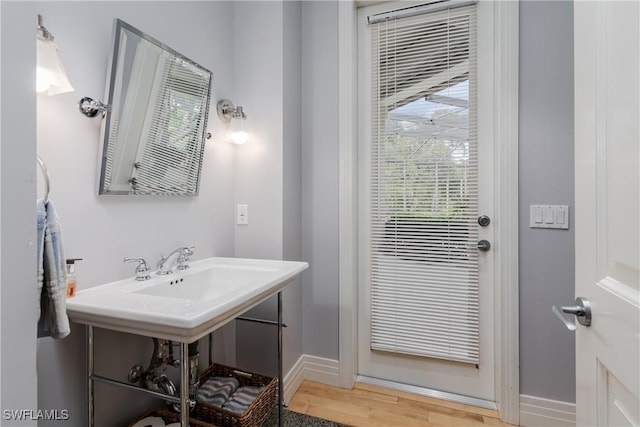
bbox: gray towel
[222,386,264,414]
[37,199,70,339]
[197,376,240,407]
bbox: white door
[574,1,640,425]
[357,1,495,401]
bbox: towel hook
[36,155,50,202]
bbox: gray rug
[262,409,349,427]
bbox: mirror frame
[98,19,213,196]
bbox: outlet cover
[237,204,248,225]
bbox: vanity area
[67,256,308,426]
[65,16,300,426]
[23,1,310,424]
[58,13,306,427]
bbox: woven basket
[191,363,277,427]
[128,408,214,427]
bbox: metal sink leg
[278,291,284,427]
[181,342,189,427]
[88,325,94,427]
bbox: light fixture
[36,14,74,96]
[217,99,251,144]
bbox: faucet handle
[177,246,195,270]
[157,254,166,267]
[124,257,151,281]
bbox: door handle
[552,297,592,331]
[477,240,491,251]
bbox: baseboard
[283,355,340,403]
[302,355,340,386]
[520,394,576,427]
[283,355,306,404]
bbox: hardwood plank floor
[289,381,516,427]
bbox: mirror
[98,19,212,195]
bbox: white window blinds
[132,54,211,194]
[368,4,479,364]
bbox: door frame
[337,0,520,424]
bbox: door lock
[478,215,491,227]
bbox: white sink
[66,257,308,342]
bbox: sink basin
[134,264,277,301]
[66,257,308,342]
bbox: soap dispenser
[66,258,83,298]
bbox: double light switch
[530,205,569,230]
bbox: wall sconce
[36,14,74,96]
[217,99,250,144]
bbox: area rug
[262,409,349,427]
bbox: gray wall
[232,1,305,380]
[519,0,576,403]
[213,0,343,374]
[301,0,340,361]
[233,0,285,376]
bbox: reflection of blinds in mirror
[103,112,117,189]
[133,55,210,194]
[368,5,479,364]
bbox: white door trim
[337,0,520,423]
[491,1,520,423]
[338,0,359,390]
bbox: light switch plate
[237,204,248,225]
[530,205,569,229]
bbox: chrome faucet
[156,246,195,275]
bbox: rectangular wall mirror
[98,19,212,195]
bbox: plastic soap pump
[66,258,83,298]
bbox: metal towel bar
[37,155,50,202]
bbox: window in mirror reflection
[99,19,212,195]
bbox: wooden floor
[288,381,515,427]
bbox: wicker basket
[191,363,277,427]
[128,408,214,427]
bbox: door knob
[477,240,491,251]
[552,297,592,330]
